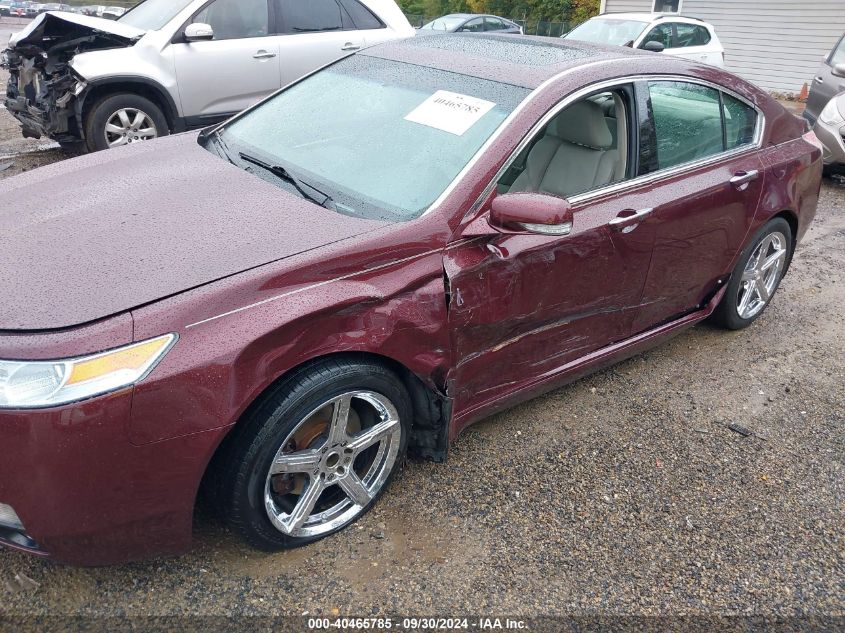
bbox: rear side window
[461,18,484,33]
[674,23,711,47]
[722,93,757,149]
[485,17,506,31]
[647,81,724,169]
[279,0,342,33]
[337,0,382,30]
[193,0,269,40]
[642,81,758,173]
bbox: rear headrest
[547,100,613,150]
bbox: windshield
[421,16,466,31]
[119,0,194,30]
[214,56,528,222]
[565,18,649,46]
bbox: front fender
[128,244,451,447]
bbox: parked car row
[0,0,825,566]
[0,2,125,17]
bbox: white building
[600,0,845,95]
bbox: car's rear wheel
[712,218,792,330]
[217,358,411,551]
[84,93,169,152]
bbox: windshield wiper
[211,131,237,165]
[239,152,334,209]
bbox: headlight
[819,98,845,127]
[0,334,176,409]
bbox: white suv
[3,0,414,151]
[563,13,724,68]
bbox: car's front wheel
[217,358,411,551]
[712,217,793,330]
[84,93,169,152]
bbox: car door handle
[608,207,653,231]
[730,170,759,191]
[253,50,277,59]
[341,43,361,51]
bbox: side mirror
[489,193,573,236]
[832,63,845,78]
[184,23,214,42]
[643,40,665,53]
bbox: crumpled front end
[3,46,88,141]
[2,11,142,141]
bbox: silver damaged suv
[2,0,414,151]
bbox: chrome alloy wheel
[263,391,402,538]
[737,231,788,320]
[104,108,158,148]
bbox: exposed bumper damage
[2,12,142,141]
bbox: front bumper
[814,118,845,166]
[0,391,227,566]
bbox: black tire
[216,358,412,551]
[711,217,793,330]
[84,93,169,152]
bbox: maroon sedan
[0,34,822,565]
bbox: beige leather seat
[511,100,619,198]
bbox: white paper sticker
[404,90,497,136]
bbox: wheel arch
[772,209,799,273]
[197,350,451,515]
[78,77,184,135]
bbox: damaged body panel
[3,12,143,141]
[0,35,822,566]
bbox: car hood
[0,133,389,331]
[9,11,144,51]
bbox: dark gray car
[805,32,845,125]
[419,13,522,35]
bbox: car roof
[593,12,713,27]
[363,33,676,89]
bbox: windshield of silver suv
[566,18,649,46]
[208,56,529,222]
[119,0,194,31]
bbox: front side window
[674,23,711,47]
[193,0,269,40]
[460,18,484,33]
[420,16,466,31]
[278,0,342,33]
[215,56,529,221]
[499,89,631,199]
[566,18,649,46]
[640,24,673,49]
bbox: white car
[563,13,724,68]
[4,0,414,151]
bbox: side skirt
[449,286,728,441]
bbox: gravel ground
[0,18,843,619]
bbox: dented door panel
[444,191,656,418]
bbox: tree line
[397,0,601,23]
